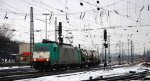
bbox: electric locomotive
[32,40,81,70]
[32,40,100,71]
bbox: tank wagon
[32,41,100,71]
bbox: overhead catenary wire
[0,0,149,45]
[0,0,149,24]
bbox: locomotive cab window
[34,46,49,52]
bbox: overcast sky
[0,0,150,55]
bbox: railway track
[0,71,50,81]
[0,68,89,81]
[0,64,136,81]
[0,67,35,77]
[83,70,150,81]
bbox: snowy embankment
[16,63,150,81]
[0,66,30,70]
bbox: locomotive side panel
[58,45,79,64]
[49,43,59,65]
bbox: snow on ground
[16,63,150,81]
[0,66,30,70]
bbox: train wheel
[85,64,88,68]
[44,67,49,71]
[67,66,70,70]
[80,64,84,68]
[49,67,53,71]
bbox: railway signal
[104,29,108,67]
[104,29,107,41]
[58,22,63,44]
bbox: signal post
[104,29,108,67]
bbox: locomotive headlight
[40,52,43,56]
[46,58,49,61]
[33,58,36,61]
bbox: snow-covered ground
[0,66,30,70]
[15,63,150,81]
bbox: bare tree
[0,24,14,41]
[0,23,15,61]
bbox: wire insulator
[97,1,99,4]
[97,7,100,11]
[80,2,83,6]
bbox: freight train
[32,40,100,71]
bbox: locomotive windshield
[34,46,49,52]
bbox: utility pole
[144,44,146,61]
[66,31,69,43]
[55,17,58,42]
[101,42,104,64]
[133,42,134,63]
[122,42,124,64]
[43,13,50,39]
[30,7,34,66]
[97,46,100,63]
[131,40,133,63]
[128,39,130,64]
[108,37,111,64]
[146,48,149,61]
[119,40,121,64]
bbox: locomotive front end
[32,44,50,70]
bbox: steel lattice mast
[30,7,34,65]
